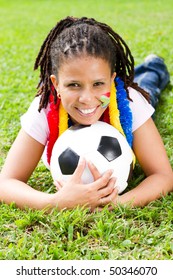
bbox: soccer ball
[50,121,134,193]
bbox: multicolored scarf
[46,77,133,165]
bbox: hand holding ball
[50,121,134,193]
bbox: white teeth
[79,108,96,114]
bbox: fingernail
[79,157,86,164]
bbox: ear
[50,75,59,91]
[111,72,116,83]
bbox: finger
[99,187,118,206]
[70,157,86,183]
[87,160,101,181]
[90,169,114,191]
[109,188,119,203]
[54,180,61,190]
[54,179,64,190]
[98,176,117,197]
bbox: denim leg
[134,55,170,108]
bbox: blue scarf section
[115,77,133,147]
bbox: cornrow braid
[34,16,149,111]
[94,20,150,101]
[34,17,76,110]
[95,22,134,90]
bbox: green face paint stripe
[100,92,110,108]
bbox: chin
[80,120,98,126]
[73,117,98,126]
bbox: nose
[78,89,93,103]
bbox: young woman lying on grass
[0,16,172,211]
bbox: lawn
[0,0,173,260]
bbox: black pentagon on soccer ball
[58,148,80,175]
[97,136,122,162]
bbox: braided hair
[34,16,149,112]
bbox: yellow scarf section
[109,82,125,136]
[59,101,68,136]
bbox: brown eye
[93,82,104,87]
[68,83,80,87]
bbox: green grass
[0,0,173,260]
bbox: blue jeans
[134,55,170,108]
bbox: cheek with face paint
[99,92,110,108]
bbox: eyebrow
[64,78,107,83]
[94,78,106,81]
[63,79,80,83]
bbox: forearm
[118,173,173,207]
[0,177,56,210]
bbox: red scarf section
[47,93,60,165]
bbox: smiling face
[50,55,116,125]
